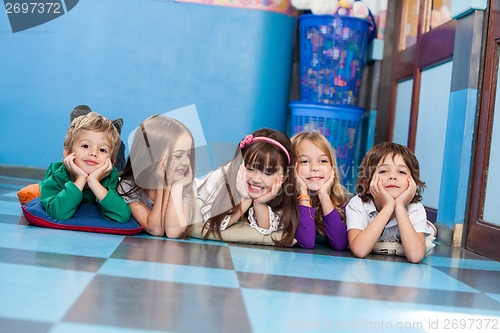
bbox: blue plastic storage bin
[299,14,369,106]
[290,101,363,187]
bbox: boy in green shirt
[40,112,131,222]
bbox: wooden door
[466,0,500,261]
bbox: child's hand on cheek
[370,175,394,209]
[87,158,112,183]
[295,164,308,194]
[64,153,87,180]
[236,164,250,199]
[176,165,193,188]
[318,169,334,197]
[254,175,283,204]
[155,155,168,182]
[395,176,416,207]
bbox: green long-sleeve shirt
[40,162,131,222]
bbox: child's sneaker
[372,241,405,256]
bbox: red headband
[239,134,291,165]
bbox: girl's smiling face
[167,132,193,183]
[244,161,284,200]
[66,130,112,174]
[296,140,333,191]
[374,154,410,198]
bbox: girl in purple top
[291,132,349,250]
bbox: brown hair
[200,128,299,247]
[356,142,425,203]
[64,112,121,163]
[291,132,348,234]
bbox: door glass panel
[483,55,500,226]
[429,0,452,31]
[393,79,413,145]
[415,61,452,209]
[400,0,420,50]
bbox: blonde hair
[64,112,121,163]
[291,132,347,233]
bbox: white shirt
[196,164,281,235]
[346,195,430,242]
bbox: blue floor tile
[98,258,240,288]
[49,323,172,333]
[423,255,500,271]
[241,288,423,333]
[0,262,94,322]
[242,288,500,333]
[0,223,124,258]
[230,247,477,292]
[341,259,479,292]
[0,201,22,216]
[230,246,358,281]
[2,191,18,198]
[384,301,500,332]
[486,293,500,303]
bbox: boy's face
[65,130,112,175]
[373,154,411,199]
[295,140,333,191]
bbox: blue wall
[0,0,296,169]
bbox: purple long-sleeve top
[295,205,348,250]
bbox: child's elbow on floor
[349,246,370,259]
[405,253,425,264]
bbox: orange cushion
[17,183,41,205]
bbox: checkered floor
[1,175,500,333]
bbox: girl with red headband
[197,128,299,247]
